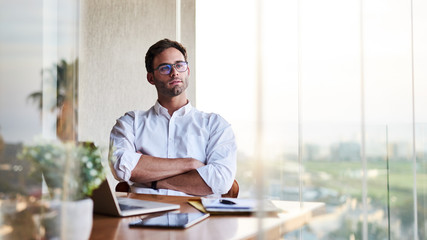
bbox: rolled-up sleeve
[109,112,141,182]
[196,116,237,195]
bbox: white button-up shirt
[109,101,237,196]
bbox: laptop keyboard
[119,203,145,211]
[118,198,148,211]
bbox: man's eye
[159,65,171,71]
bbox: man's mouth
[169,79,182,86]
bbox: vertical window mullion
[360,0,368,239]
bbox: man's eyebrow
[157,61,186,66]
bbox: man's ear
[147,72,154,85]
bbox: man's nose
[170,66,179,76]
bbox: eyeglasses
[153,61,188,75]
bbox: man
[109,39,237,196]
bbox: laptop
[91,176,180,217]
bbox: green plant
[19,140,106,201]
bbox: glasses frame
[153,61,188,75]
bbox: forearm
[157,169,213,196]
[130,154,204,183]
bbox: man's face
[148,47,190,97]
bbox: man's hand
[157,169,213,196]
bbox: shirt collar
[154,100,193,117]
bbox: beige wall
[78,0,196,149]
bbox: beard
[153,75,189,97]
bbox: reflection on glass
[0,0,78,239]
[27,59,78,141]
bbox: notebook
[200,197,281,213]
[91,176,180,217]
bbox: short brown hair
[145,39,187,73]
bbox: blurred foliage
[18,140,105,201]
[27,59,78,141]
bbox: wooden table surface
[90,193,324,240]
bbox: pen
[219,199,236,205]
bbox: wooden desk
[90,194,324,240]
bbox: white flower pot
[60,198,93,240]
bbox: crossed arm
[129,154,214,196]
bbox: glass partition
[0,0,79,238]
[197,0,427,239]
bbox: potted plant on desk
[19,140,106,240]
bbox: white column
[42,0,58,140]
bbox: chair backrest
[115,181,130,192]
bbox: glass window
[0,0,78,238]
[196,0,427,239]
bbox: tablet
[128,212,210,229]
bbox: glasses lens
[158,65,172,74]
[175,62,187,72]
